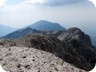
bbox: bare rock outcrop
[0,39,16,47]
[57,27,93,48]
[0,47,87,72]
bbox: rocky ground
[0,46,87,72]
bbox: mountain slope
[0,47,87,72]
[29,20,66,31]
[14,28,96,71]
[0,24,17,37]
[1,27,42,39]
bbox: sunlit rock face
[0,47,87,72]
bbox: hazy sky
[0,0,96,30]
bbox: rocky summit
[29,20,66,31]
[0,47,87,72]
[14,28,96,71]
[57,27,93,47]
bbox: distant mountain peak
[35,20,51,23]
[29,20,65,31]
[1,20,66,39]
[34,20,57,24]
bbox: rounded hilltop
[29,20,66,31]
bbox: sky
[0,0,96,31]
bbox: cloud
[0,0,95,28]
[32,0,88,7]
[0,0,7,8]
[0,1,34,12]
[0,0,92,12]
[25,0,45,4]
[0,0,44,12]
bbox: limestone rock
[0,47,87,72]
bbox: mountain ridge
[1,27,42,39]
[1,20,66,39]
[12,27,96,71]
